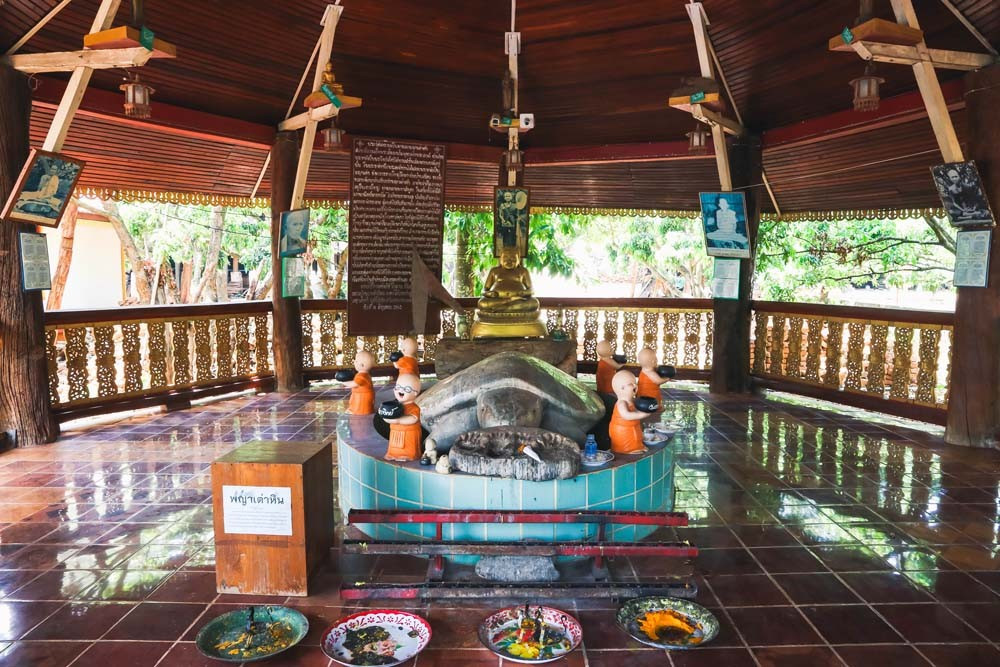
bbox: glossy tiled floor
[0,382,998,666]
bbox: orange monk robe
[637,371,661,400]
[596,359,616,394]
[347,372,374,415]
[609,401,645,454]
[386,403,422,461]
[395,356,419,377]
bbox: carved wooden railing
[300,298,714,375]
[750,302,953,422]
[44,302,275,417]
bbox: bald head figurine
[637,347,668,400]
[355,349,374,374]
[393,373,422,405]
[596,341,626,394]
[394,337,420,377]
[345,349,376,415]
[612,369,637,401]
[384,373,423,461]
[609,370,647,454]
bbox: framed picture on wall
[279,208,310,257]
[18,231,52,291]
[1,149,85,227]
[699,191,751,258]
[493,186,530,258]
[931,161,995,227]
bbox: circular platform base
[337,415,675,543]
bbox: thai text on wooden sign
[221,485,292,536]
[348,137,446,335]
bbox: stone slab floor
[0,381,997,666]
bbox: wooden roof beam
[5,46,160,73]
[851,41,995,71]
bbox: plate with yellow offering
[195,605,309,662]
[616,597,718,650]
[478,604,582,663]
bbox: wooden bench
[341,509,698,600]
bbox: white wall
[43,218,124,310]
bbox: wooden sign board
[348,137,446,336]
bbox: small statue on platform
[637,348,674,401]
[420,437,439,466]
[435,454,452,474]
[471,247,547,338]
[609,370,648,455]
[382,373,422,461]
[596,340,627,394]
[391,337,420,377]
[339,350,375,415]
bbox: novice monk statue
[637,348,671,401]
[340,350,375,415]
[471,247,547,338]
[391,337,420,377]
[383,373,422,461]
[609,370,648,455]
[596,340,626,394]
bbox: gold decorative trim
[78,187,946,221]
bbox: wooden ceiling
[4,0,997,213]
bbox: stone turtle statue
[415,351,604,452]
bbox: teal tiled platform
[337,415,675,543]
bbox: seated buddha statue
[471,247,547,338]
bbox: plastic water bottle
[584,434,597,460]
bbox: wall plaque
[348,137,446,335]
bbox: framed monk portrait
[493,186,530,258]
[1,149,85,228]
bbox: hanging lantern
[686,124,710,154]
[503,148,524,172]
[120,72,154,119]
[321,120,346,153]
[849,61,884,112]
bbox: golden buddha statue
[471,247,547,338]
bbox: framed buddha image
[493,186,530,258]
[931,161,995,228]
[699,191,750,258]
[1,148,85,228]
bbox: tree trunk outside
[454,221,474,297]
[87,199,152,303]
[46,197,79,310]
[191,206,225,303]
[179,261,193,303]
[331,247,348,299]
[0,64,58,445]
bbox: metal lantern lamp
[849,61,884,112]
[503,148,524,172]
[321,120,346,153]
[120,72,154,119]
[686,124,710,154]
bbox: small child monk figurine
[637,348,670,401]
[384,373,422,461]
[343,350,375,415]
[596,340,626,394]
[392,337,420,377]
[609,370,648,455]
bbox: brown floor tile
[944,602,1000,641]
[731,524,801,547]
[809,545,892,572]
[695,548,763,576]
[249,644,334,666]
[24,601,133,640]
[0,640,88,667]
[753,646,843,667]
[839,571,934,603]
[835,644,931,667]
[584,650,664,667]
[0,544,79,570]
[669,647,756,666]
[771,573,861,605]
[906,570,999,602]
[71,640,173,667]
[78,569,173,601]
[707,574,788,606]
[751,546,827,574]
[147,570,218,603]
[182,603,255,641]
[873,603,985,643]
[415,648,497,665]
[157,642,231,667]
[7,569,106,601]
[726,606,823,646]
[0,569,44,598]
[916,644,1000,666]
[801,605,902,644]
[104,601,206,640]
[0,600,63,640]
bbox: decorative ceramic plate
[195,606,309,662]
[651,422,678,434]
[580,450,614,467]
[478,605,582,663]
[616,597,719,650]
[321,610,431,666]
[642,431,670,447]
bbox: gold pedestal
[471,310,548,338]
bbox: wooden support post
[710,136,762,394]
[0,64,58,445]
[946,65,1000,448]
[271,131,305,392]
